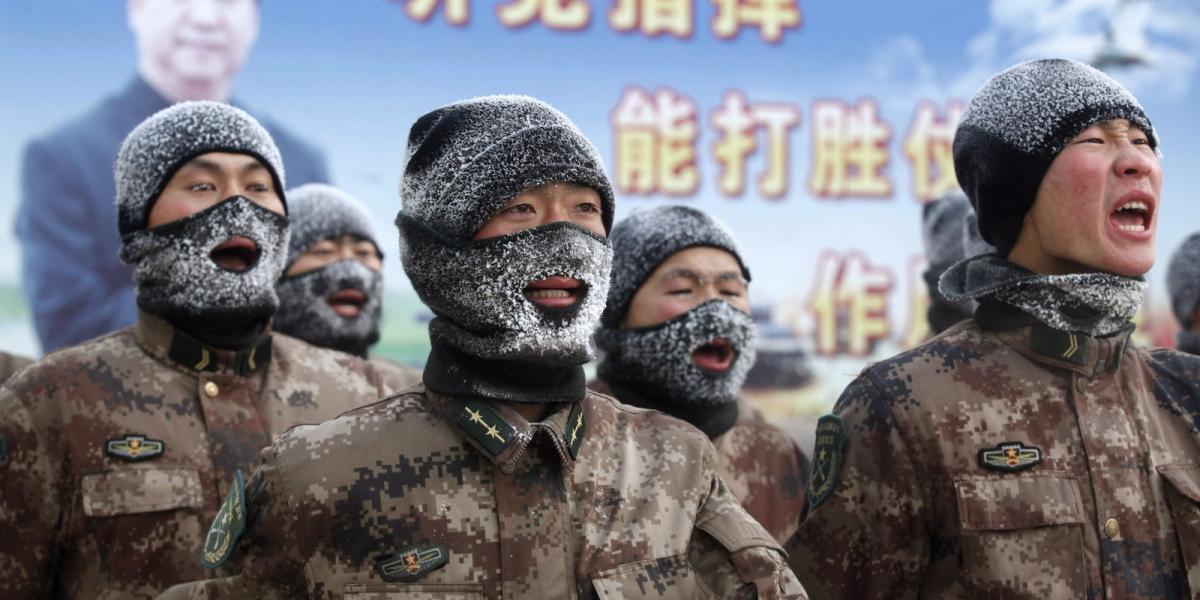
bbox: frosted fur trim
[121,196,289,322]
[398,216,612,365]
[116,101,285,235]
[274,259,382,357]
[596,299,756,406]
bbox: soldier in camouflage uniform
[787,58,1200,599]
[0,102,390,599]
[273,183,422,390]
[1167,233,1200,356]
[160,96,805,599]
[591,205,808,543]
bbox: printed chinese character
[497,0,590,30]
[807,99,893,199]
[611,87,700,196]
[807,250,893,356]
[711,0,801,43]
[610,0,692,37]
[903,100,963,203]
[711,91,800,198]
[404,0,470,25]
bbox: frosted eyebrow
[180,157,268,176]
[661,268,746,286]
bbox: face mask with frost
[596,299,757,406]
[274,258,383,357]
[120,195,289,325]
[397,214,612,365]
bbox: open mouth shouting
[692,338,736,374]
[1109,192,1155,238]
[524,276,583,308]
[327,288,367,318]
[209,236,261,272]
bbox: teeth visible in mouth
[1119,201,1149,213]
[527,289,571,299]
[1118,224,1146,232]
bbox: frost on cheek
[596,300,757,407]
[401,222,613,364]
[123,196,290,321]
[274,259,383,354]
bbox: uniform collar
[134,310,273,376]
[976,301,1133,377]
[427,392,585,474]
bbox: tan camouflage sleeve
[690,443,808,599]
[0,387,62,599]
[156,445,307,599]
[785,376,928,599]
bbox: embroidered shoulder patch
[106,434,165,461]
[807,414,846,511]
[200,470,247,569]
[376,543,449,582]
[563,401,586,460]
[978,441,1042,472]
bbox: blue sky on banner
[1,1,1198,339]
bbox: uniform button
[1075,377,1088,393]
[1103,518,1120,539]
[204,381,220,398]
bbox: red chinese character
[807,250,894,356]
[807,99,893,199]
[711,91,800,198]
[610,0,692,37]
[711,0,801,43]
[903,100,963,203]
[611,87,700,196]
[497,0,591,30]
[404,0,470,25]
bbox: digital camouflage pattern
[158,387,807,599]
[713,404,808,544]
[0,311,390,599]
[368,355,423,393]
[589,379,808,545]
[787,314,1200,599]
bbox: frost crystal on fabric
[115,101,286,236]
[1167,232,1200,328]
[274,260,382,358]
[284,183,379,265]
[398,217,612,365]
[120,196,289,324]
[596,300,756,407]
[958,59,1156,157]
[401,95,614,240]
[941,254,1144,337]
[602,205,748,328]
[953,58,1157,255]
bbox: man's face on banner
[128,0,260,86]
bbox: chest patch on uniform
[978,441,1042,472]
[200,470,247,569]
[105,434,165,461]
[807,414,846,510]
[376,543,449,582]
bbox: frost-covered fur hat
[953,59,1157,256]
[285,183,379,266]
[1168,233,1200,328]
[116,101,286,236]
[922,190,993,270]
[400,95,614,239]
[601,205,749,328]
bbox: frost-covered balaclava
[596,206,755,407]
[274,184,383,358]
[116,101,289,341]
[1168,233,1200,353]
[397,95,615,368]
[953,58,1158,257]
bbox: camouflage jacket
[714,404,808,544]
[368,355,423,392]
[0,312,390,599]
[589,379,808,544]
[787,312,1200,599]
[159,386,807,599]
